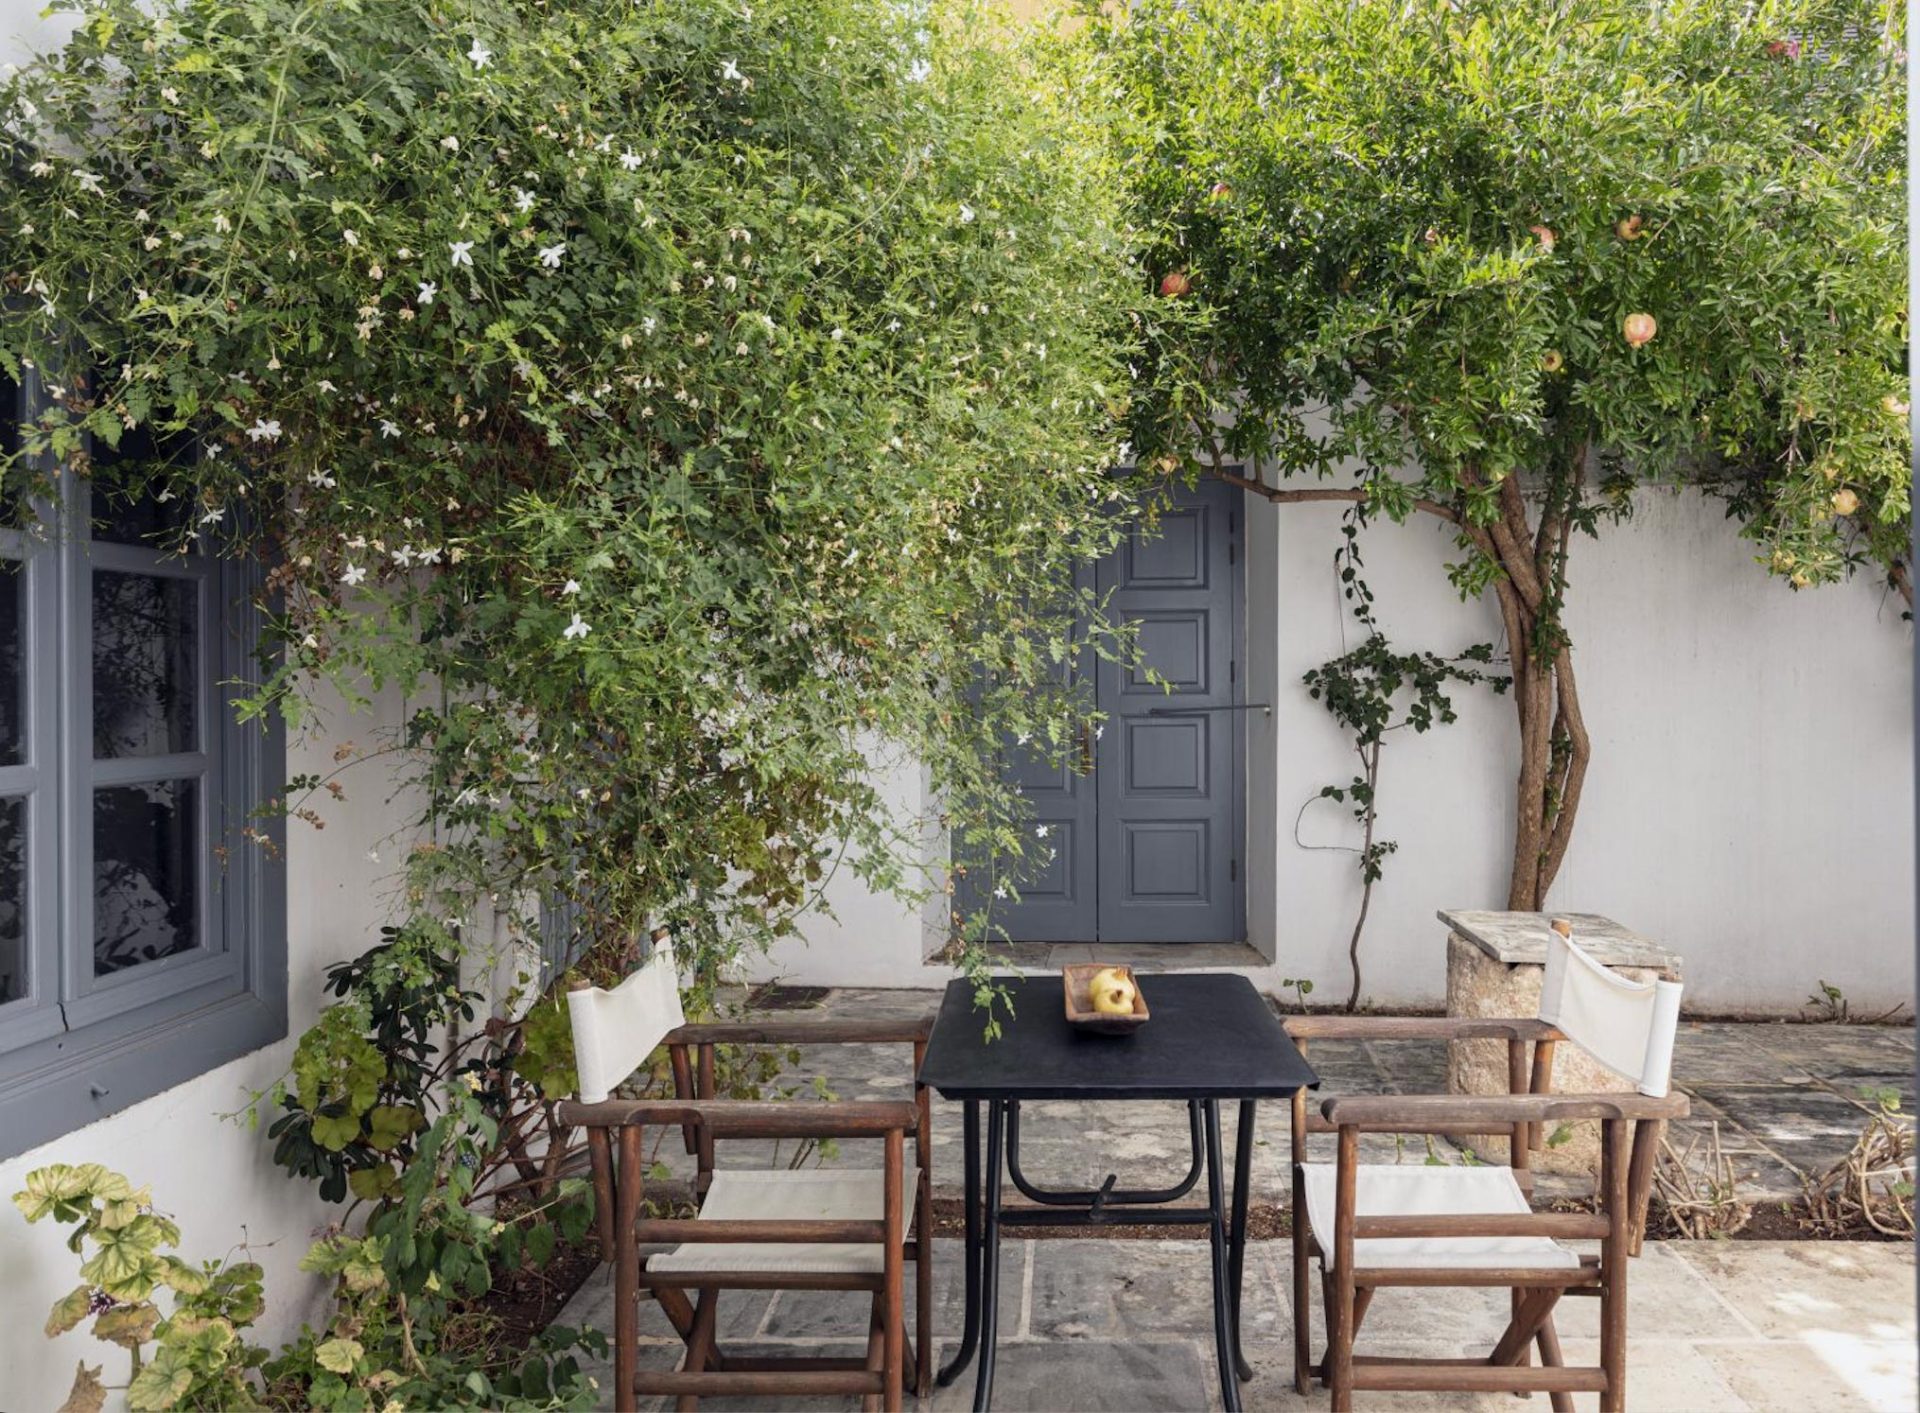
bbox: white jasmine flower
[416,280,437,305]
[720,58,745,84]
[246,418,282,442]
[562,579,581,595]
[199,504,224,525]
[993,884,1009,900]
[441,135,460,152]
[343,228,359,247]
[958,203,975,224]
[379,418,401,438]
[317,379,337,393]
[467,37,492,68]
[74,170,103,195]
[1036,825,1050,838]
[143,235,162,251]
[449,240,475,267]
[830,327,845,341]
[907,58,932,83]
[619,147,643,171]
[640,315,657,335]
[213,213,232,233]
[29,160,52,177]
[307,468,337,488]
[160,86,179,104]
[537,242,566,268]
[512,187,535,213]
[341,563,367,586]
[562,612,591,641]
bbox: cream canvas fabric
[1538,932,1683,1098]
[565,943,686,1104]
[646,1168,921,1275]
[1301,1164,1584,1273]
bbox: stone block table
[1442,909,1683,1174]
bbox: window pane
[0,796,22,1005]
[0,559,20,767]
[93,779,198,976]
[90,423,194,548]
[93,571,198,758]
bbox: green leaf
[125,1347,194,1411]
[314,1337,363,1375]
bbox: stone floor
[559,1237,1918,1410]
[556,987,1917,1409]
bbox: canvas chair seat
[648,1167,923,1276]
[1300,1162,1584,1273]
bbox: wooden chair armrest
[665,1016,934,1047]
[1320,1091,1688,1131]
[558,1097,920,1137]
[1282,1014,1564,1043]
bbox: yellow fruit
[1088,966,1137,1016]
[1832,488,1860,516]
[1622,312,1657,348]
[1541,350,1564,373]
[1616,214,1644,240]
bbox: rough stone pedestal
[1441,909,1683,1175]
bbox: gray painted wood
[970,478,1245,945]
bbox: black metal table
[917,974,1318,1412]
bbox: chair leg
[1291,1166,1313,1395]
[1537,1313,1575,1413]
[675,1291,718,1413]
[1601,1117,1631,1413]
[915,1187,934,1395]
[863,1294,886,1413]
[1350,1286,1373,1340]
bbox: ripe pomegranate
[1832,488,1860,516]
[1616,214,1644,241]
[1622,312,1657,348]
[1541,350,1565,373]
[1529,224,1556,251]
[1766,38,1802,60]
[1159,271,1191,298]
[1208,182,1233,201]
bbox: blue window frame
[0,371,286,1160]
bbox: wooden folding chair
[555,942,934,1411]
[1284,930,1689,1411]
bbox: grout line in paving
[1663,1244,1770,1341]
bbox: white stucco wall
[0,688,424,1412]
[754,486,1914,1015]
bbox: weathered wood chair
[555,942,934,1411]
[1283,930,1688,1412]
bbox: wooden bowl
[1062,964,1149,1035]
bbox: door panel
[960,477,1243,944]
[1096,478,1242,943]
[952,565,1099,942]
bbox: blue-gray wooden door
[961,478,1243,944]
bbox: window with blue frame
[0,372,286,1159]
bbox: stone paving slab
[557,1236,1917,1412]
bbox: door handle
[1079,723,1095,774]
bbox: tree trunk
[1217,459,1591,913]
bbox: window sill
[0,984,286,1163]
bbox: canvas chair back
[567,941,685,1103]
[1538,931,1682,1098]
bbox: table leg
[1229,1098,1256,1383]
[936,1100,982,1388]
[1203,1101,1243,1413]
[972,1099,1007,1413]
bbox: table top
[917,974,1318,1101]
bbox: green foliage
[1103,0,1908,590]
[0,0,1146,983]
[15,1166,269,1411]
